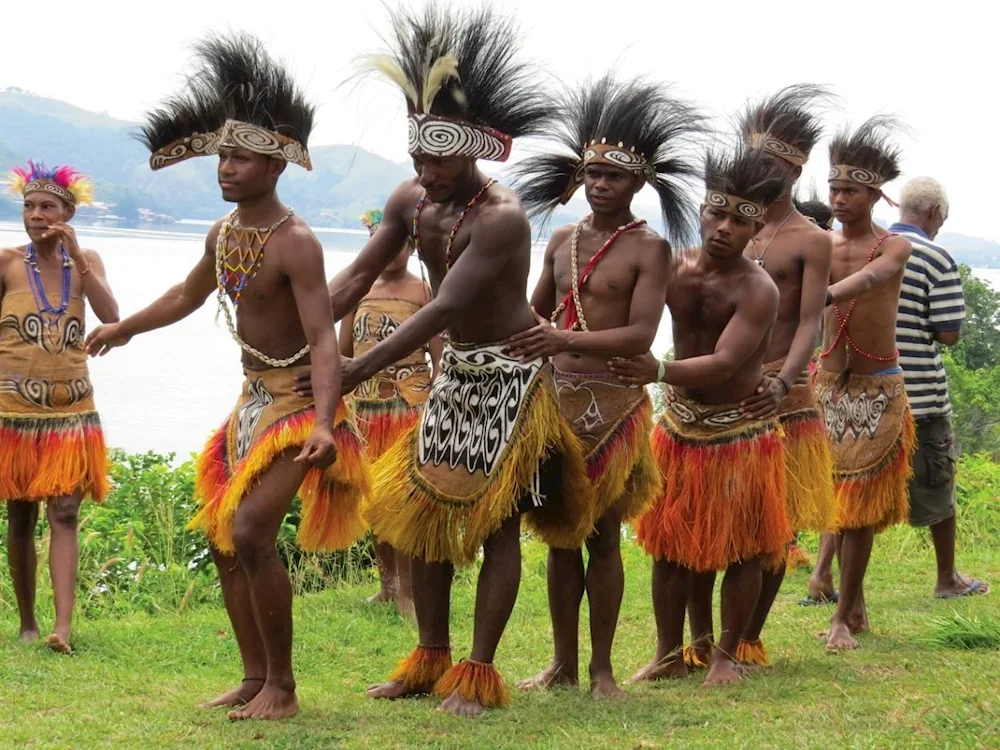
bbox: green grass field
[1,532,996,749]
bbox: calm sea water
[3,220,996,458]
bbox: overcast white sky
[4,0,997,240]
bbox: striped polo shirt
[891,222,965,418]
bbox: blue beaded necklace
[24,243,72,327]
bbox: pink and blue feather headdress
[8,161,94,205]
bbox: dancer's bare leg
[516,545,584,691]
[585,507,626,698]
[7,501,40,643]
[367,558,454,699]
[394,549,416,620]
[201,546,268,709]
[705,559,761,686]
[227,450,307,721]
[440,513,522,718]
[826,527,874,651]
[807,532,837,601]
[630,559,689,682]
[45,495,82,654]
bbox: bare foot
[590,672,625,700]
[703,658,743,686]
[516,662,579,691]
[366,680,428,700]
[201,678,265,708]
[825,622,859,651]
[367,589,394,604]
[628,655,688,683]
[438,689,486,718]
[19,627,40,644]
[227,684,299,721]
[45,633,72,655]
[396,596,416,622]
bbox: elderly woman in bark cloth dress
[1,162,118,655]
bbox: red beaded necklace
[412,178,496,274]
[820,233,898,362]
[551,215,647,331]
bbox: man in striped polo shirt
[891,176,989,598]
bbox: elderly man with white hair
[889,177,988,598]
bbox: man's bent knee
[48,499,80,529]
[231,517,277,565]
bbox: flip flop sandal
[798,590,839,606]
[935,579,990,599]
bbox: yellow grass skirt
[368,342,593,565]
[189,366,370,554]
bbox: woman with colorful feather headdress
[1,160,119,655]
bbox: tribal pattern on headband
[407,114,512,161]
[705,189,765,220]
[218,120,312,170]
[150,131,221,170]
[828,163,884,189]
[149,120,312,171]
[560,141,657,202]
[8,162,94,205]
[748,132,807,167]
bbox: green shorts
[907,415,957,528]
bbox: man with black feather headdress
[309,3,594,717]
[85,33,370,720]
[814,117,915,652]
[678,85,838,670]
[610,143,791,686]
[501,72,704,698]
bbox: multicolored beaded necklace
[24,243,72,328]
[214,207,309,368]
[551,215,647,331]
[412,178,497,282]
[820,232,899,363]
[217,207,295,306]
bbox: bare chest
[831,236,883,283]
[552,239,637,302]
[668,271,736,333]
[413,202,474,283]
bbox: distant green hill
[0,88,412,228]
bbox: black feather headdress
[703,142,789,221]
[510,73,706,246]
[361,2,547,161]
[139,31,315,171]
[828,115,902,190]
[738,84,832,168]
